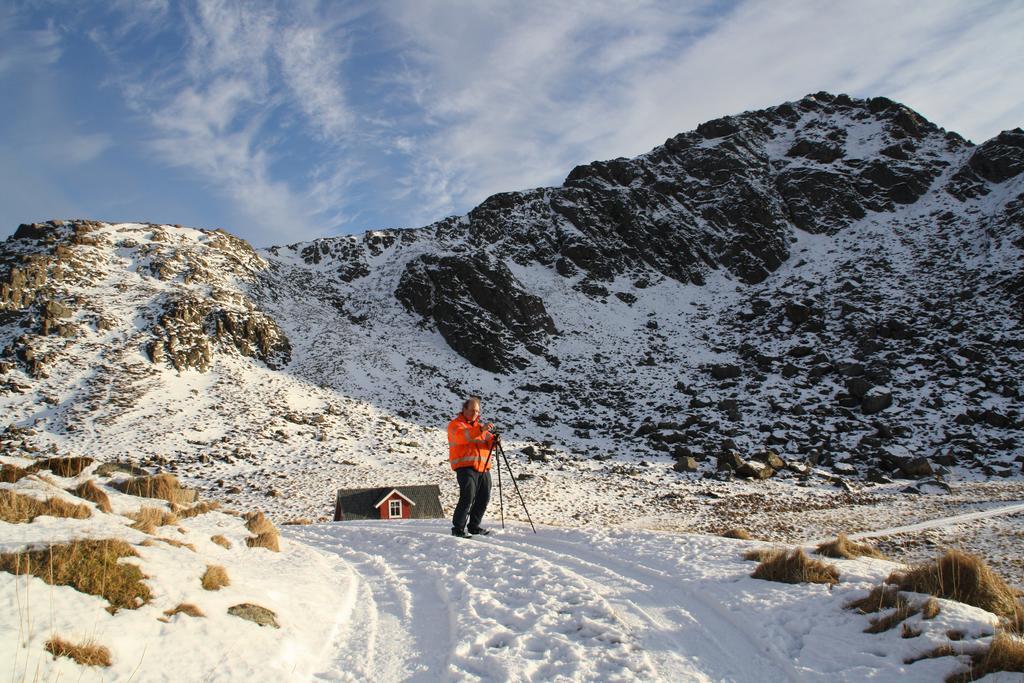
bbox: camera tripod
[482,434,537,534]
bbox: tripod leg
[497,446,504,529]
[481,438,498,472]
[498,441,537,534]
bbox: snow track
[849,501,1024,540]
[312,549,418,682]
[288,521,981,682]
[798,500,1024,548]
[489,531,799,682]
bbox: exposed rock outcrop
[147,294,291,372]
[395,252,557,373]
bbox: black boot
[468,526,491,536]
[451,527,471,538]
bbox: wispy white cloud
[58,133,113,164]
[378,0,728,222]
[182,0,275,83]
[382,0,1024,225]
[277,24,354,141]
[0,6,110,231]
[88,0,363,243]
[611,0,1024,146]
[100,0,170,41]
[0,6,112,166]
[0,7,61,76]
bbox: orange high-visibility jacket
[447,414,494,472]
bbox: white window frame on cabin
[389,499,402,518]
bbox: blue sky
[2,0,1023,247]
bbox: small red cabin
[333,485,444,522]
[375,489,414,519]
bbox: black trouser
[452,468,491,532]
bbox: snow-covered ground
[1,456,1015,682]
[0,458,363,680]
[291,520,1022,682]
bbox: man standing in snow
[448,396,496,538]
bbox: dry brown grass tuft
[45,636,111,667]
[887,549,1020,621]
[0,489,91,523]
[246,532,281,552]
[244,510,276,534]
[751,549,839,585]
[210,535,232,549]
[0,539,151,611]
[846,585,908,614]
[947,632,1024,683]
[156,537,196,552]
[244,511,280,552]
[29,457,94,478]
[115,473,193,504]
[905,643,959,664]
[175,500,221,518]
[201,564,230,591]
[283,518,312,526]
[865,604,921,634]
[901,622,922,638]
[70,479,112,513]
[742,548,776,562]
[847,585,942,634]
[1010,608,1024,635]
[128,506,178,534]
[164,602,205,618]
[721,528,753,540]
[1,463,31,483]
[815,533,887,560]
[947,629,966,641]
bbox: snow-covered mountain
[1,92,1022,521]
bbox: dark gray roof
[334,484,444,521]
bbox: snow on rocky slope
[0,92,1021,547]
